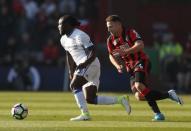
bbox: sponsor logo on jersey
[119,43,129,49]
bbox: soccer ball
[11,103,28,120]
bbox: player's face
[106,21,121,36]
[58,19,63,35]
[58,18,69,35]
[58,18,63,35]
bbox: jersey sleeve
[128,29,142,43]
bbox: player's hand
[113,48,127,56]
[116,65,124,73]
[76,63,86,69]
[69,73,73,80]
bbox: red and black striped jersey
[107,28,149,71]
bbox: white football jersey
[60,28,93,65]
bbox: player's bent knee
[84,85,97,104]
[70,82,81,91]
[86,97,96,104]
[70,76,87,91]
[70,80,83,91]
[134,82,146,92]
[70,83,76,91]
[135,92,145,101]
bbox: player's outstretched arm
[66,51,76,79]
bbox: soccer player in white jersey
[58,15,131,121]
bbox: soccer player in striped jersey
[105,15,183,121]
[58,15,131,121]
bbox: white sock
[97,96,118,105]
[74,90,89,114]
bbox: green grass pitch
[0,92,191,131]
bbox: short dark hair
[106,15,122,22]
[60,15,80,26]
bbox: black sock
[147,101,161,114]
[145,90,169,101]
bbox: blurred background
[0,0,191,93]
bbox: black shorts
[130,60,151,92]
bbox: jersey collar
[66,28,75,37]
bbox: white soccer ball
[11,103,28,120]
